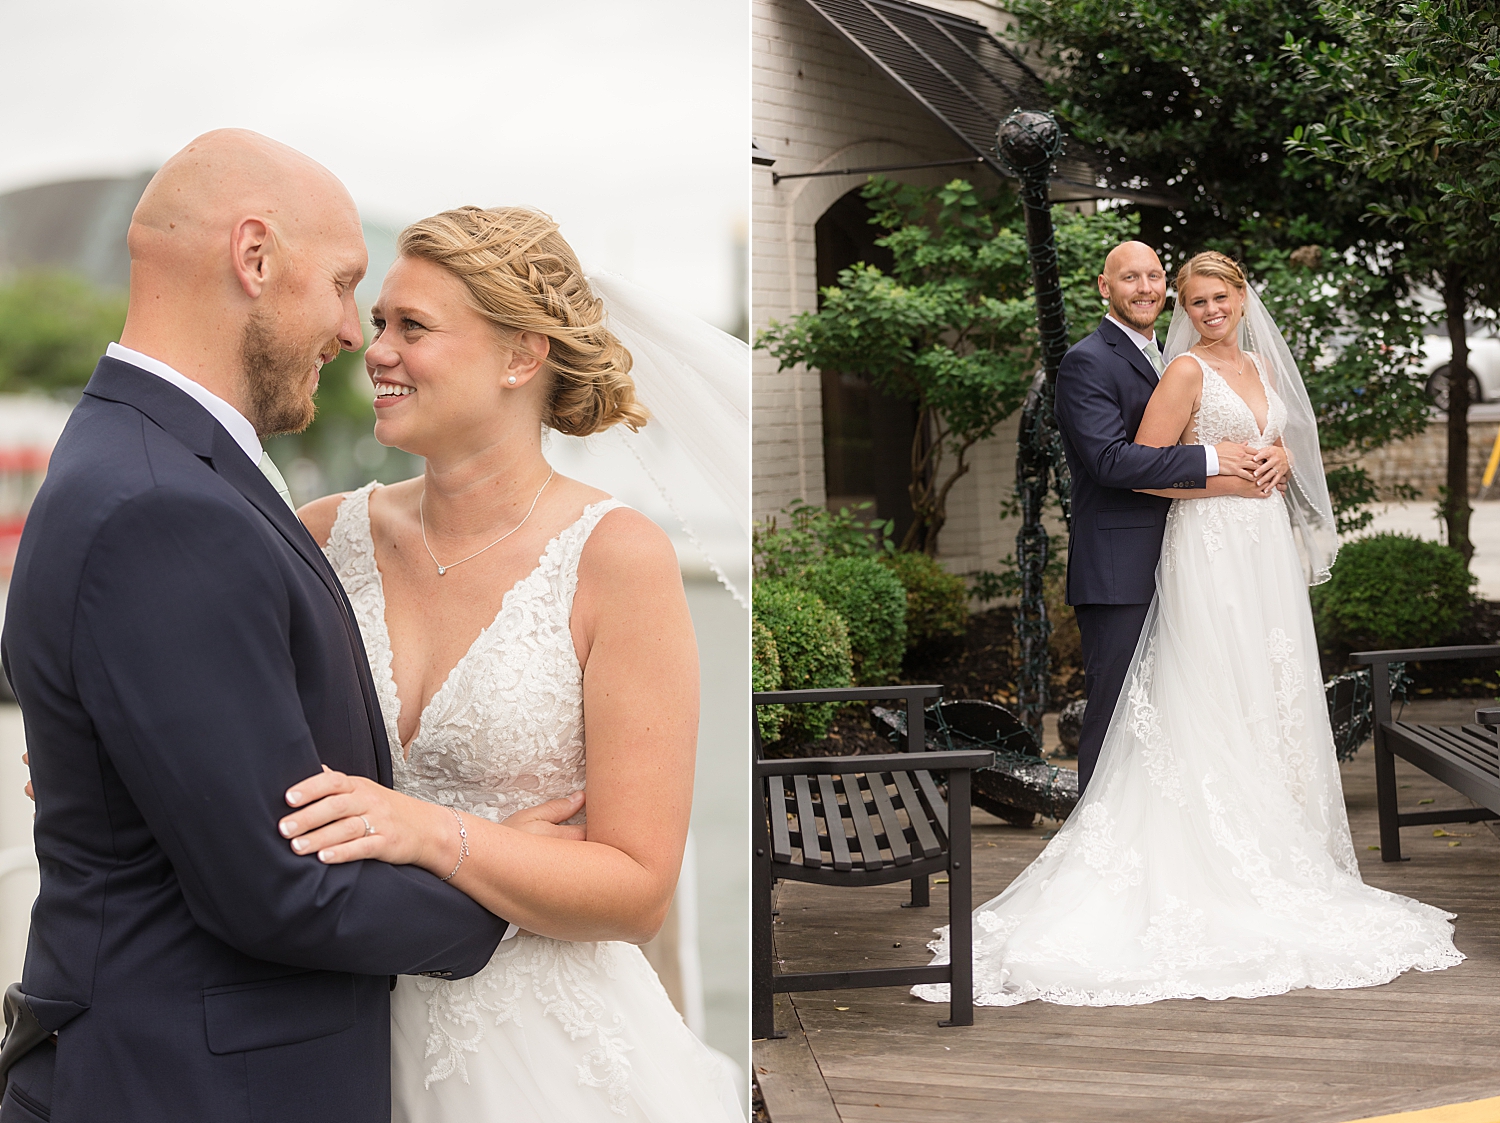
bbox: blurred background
[0,0,749,1092]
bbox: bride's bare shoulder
[579,503,676,581]
[1161,353,1203,382]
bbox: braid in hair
[397,206,647,435]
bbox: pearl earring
[507,375,518,386]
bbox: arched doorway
[814,186,918,545]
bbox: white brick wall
[751,0,1023,578]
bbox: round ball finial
[994,110,1064,179]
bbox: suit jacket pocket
[202,971,356,1054]
[1096,507,1160,531]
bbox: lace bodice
[1185,351,1287,450]
[326,482,624,823]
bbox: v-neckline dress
[325,483,741,1121]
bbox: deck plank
[760,744,1500,1122]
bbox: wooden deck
[756,701,1500,1123]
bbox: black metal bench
[1352,644,1500,861]
[752,685,994,1038]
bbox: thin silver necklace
[419,466,555,576]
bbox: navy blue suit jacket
[1054,319,1208,605]
[0,358,507,1123]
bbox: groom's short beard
[241,311,323,437]
[1108,294,1162,333]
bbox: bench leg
[753,783,786,1039]
[940,770,974,1027]
[903,875,930,908]
[1374,740,1406,862]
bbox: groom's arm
[1054,347,1208,490]
[71,489,506,978]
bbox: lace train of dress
[914,356,1463,1008]
[326,484,743,1121]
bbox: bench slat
[841,772,885,870]
[893,770,943,858]
[768,776,793,865]
[867,772,912,867]
[915,768,949,841]
[818,773,853,871]
[792,773,822,868]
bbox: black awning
[801,0,1172,205]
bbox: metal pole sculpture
[994,110,1073,741]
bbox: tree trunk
[1443,268,1473,565]
[902,408,942,554]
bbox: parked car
[1422,331,1500,408]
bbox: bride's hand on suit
[279,767,587,866]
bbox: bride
[916,250,1462,1008]
[279,207,742,1119]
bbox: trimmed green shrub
[751,618,787,743]
[1312,533,1475,650]
[800,556,908,685]
[752,580,853,740]
[878,551,968,646]
[754,498,894,579]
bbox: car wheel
[1425,365,1484,409]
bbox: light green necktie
[258,451,296,511]
[1145,341,1166,376]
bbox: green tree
[758,177,1136,554]
[1007,0,1377,261]
[1287,0,1500,563]
[0,272,128,394]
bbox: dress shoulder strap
[547,498,629,608]
[323,480,381,583]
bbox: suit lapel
[1097,318,1161,389]
[83,358,393,786]
[211,430,393,787]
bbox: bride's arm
[277,509,698,945]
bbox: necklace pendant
[437,565,447,576]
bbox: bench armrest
[756,750,995,776]
[1351,644,1500,665]
[752,685,945,755]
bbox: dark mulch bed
[1319,599,1500,700]
[763,607,1085,759]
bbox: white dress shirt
[106,343,263,465]
[1105,314,1221,477]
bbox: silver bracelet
[439,807,469,882]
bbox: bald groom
[0,131,509,1123]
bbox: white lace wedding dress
[326,484,743,1121]
[915,354,1463,1008]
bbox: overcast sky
[2,0,747,329]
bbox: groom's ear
[231,217,277,299]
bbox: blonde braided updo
[1174,250,1248,296]
[397,206,647,435]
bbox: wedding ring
[360,815,375,837]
